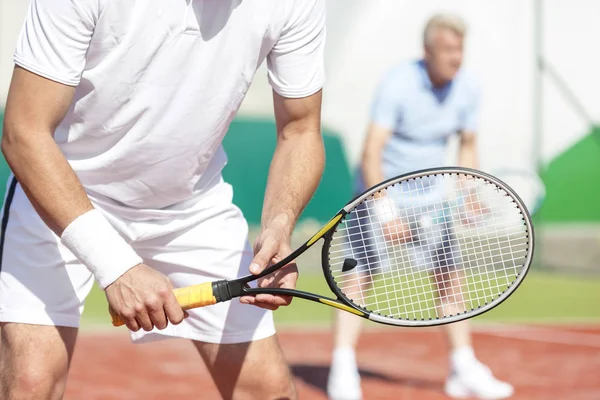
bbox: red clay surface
[65,325,600,400]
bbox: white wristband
[60,209,143,289]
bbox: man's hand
[105,264,186,332]
[382,218,414,245]
[239,220,299,311]
[458,189,491,226]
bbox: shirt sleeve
[13,0,98,86]
[459,78,482,133]
[370,71,402,130]
[266,0,326,98]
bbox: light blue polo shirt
[355,59,480,194]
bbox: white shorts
[0,176,275,345]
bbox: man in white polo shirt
[0,0,326,398]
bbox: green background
[539,127,600,222]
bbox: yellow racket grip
[110,282,217,327]
[174,282,217,310]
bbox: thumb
[249,236,279,275]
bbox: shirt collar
[417,59,453,92]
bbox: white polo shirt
[13,0,326,213]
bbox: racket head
[320,167,534,327]
[491,168,546,216]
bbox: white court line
[475,325,600,348]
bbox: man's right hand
[104,264,185,332]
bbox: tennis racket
[491,168,546,216]
[110,167,534,328]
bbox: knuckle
[121,307,135,319]
[133,303,145,314]
[145,296,161,310]
[156,287,171,299]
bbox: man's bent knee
[1,361,68,400]
[195,334,297,400]
[0,323,76,400]
[230,367,296,400]
[259,365,297,400]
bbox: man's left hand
[239,221,298,311]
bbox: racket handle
[110,281,217,327]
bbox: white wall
[1,0,598,172]
[0,1,28,107]
[540,0,600,163]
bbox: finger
[126,318,140,332]
[246,297,280,310]
[239,295,280,310]
[275,270,297,306]
[134,306,154,332]
[249,236,279,275]
[260,296,293,307]
[145,294,168,330]
[257,275,276,289]
[241,292,291,307]
[256,303,280,311]
[254,293,290,307]
[162,291,185,326]
[239,295,255,304]
[121,309,141,332]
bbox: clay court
[65,323,600,399]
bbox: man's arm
[361,122,392,189]
[240,90,324,310]
[457,131,478,169]
[2,67,91,234]
[361,66,400,191]
[457,77,481,170]
[2,67,184,332]
[260,90,325,233]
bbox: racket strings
[328,173,530,321]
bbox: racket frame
[111,167,535,327]
[491,168,546,216]
[321,166,536,326]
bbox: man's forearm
[2,129,142,288]
[458,133,479,170]
[457,143,478,169]
[362,152,385,189]
[261,130,325,235]
[1,130,93,236]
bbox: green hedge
[539,128,600,222]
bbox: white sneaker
[444,361,514,399]
[327,348,362,400]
